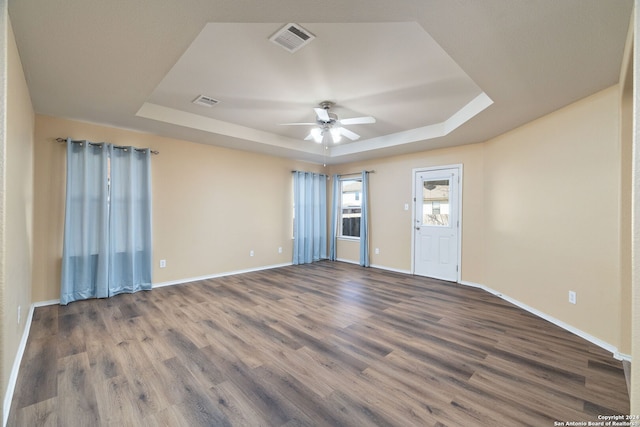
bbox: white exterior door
[413,167,460,281]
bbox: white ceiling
[8,0,633,165]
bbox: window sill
[338,236,360,242]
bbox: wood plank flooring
[8,261,629,426]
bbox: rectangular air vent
[192,95,219,107]
[269,23,315,53]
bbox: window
[340,178,362,238]
[422,179,450,226]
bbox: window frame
[421,178,451,228]
[338,177,362,240]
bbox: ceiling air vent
[269,23,315,53]
[192,95,219,107]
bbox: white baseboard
[459,280,631,362]
[31,263,296,304]
[31,264,297,304]
[33,299,59,307]
[370,264,412,275]
[334,259,413,275]
[336,258,359,265]
[152,262,293,288]
[4,304,36,427]
[334,259,413,276]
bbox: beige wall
[484,87,621,347]
[0,3,7,408]
[631,0,639,414]
[32,115,323,302]
[620,18,634,356]
[331,86,622,349]
[3,16,34,415]
[330,143,486,283]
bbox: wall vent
[269,23,315,53]
[192,95,219,107]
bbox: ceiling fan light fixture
[330,127,342,143]
[310,127,323,143]
[281,101,375,143]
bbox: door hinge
[413,197,416,202]
[456,265,459,272]
[457,220,459,228]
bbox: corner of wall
[0,3,10,424]
[630,0,640,415]
[2,12,36,425]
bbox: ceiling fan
[281,101,376,143]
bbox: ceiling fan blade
[339,127,360,141]
[339,116,376,125]
[279,122,316,126]
[314,107,330,122]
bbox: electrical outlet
[375,248,380,255]
[278,247,283,254]
[568,291,576,304]
[404,203,409,211]
[17,305,21,325]
[250,250,254,257]
[159,259,166,268]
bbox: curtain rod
[290,170,375,175]
[55,137,159,155]
[337,170,376,176]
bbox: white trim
[31,264,296,303]
[369,264,412,275]
[615,352,633,362]
[329,260,413,275]
[152,262,293,288]
[411,164,463,282]
[336,258,360,265]
[5,298,61,425]
[459,280,631,362]
[337,176,363,240]
[4,304,36,427]
[330,93,493,158]
[459,280,484,290]
[34,299,59,307]
[337,236,360,242]
[137,103,319,155]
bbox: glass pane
[423,179,450,226]
[341,179,362,237]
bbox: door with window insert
[413,167,460,281]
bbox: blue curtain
[359,170,370,267]
[60,141,110,304]
[60,140,152,305]
[328,174,339,261]
[109,146,153,295]
[293,171,327,264]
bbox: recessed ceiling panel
[142,22,487,150]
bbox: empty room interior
[2,0,640,426]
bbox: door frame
[411,164,463,282]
